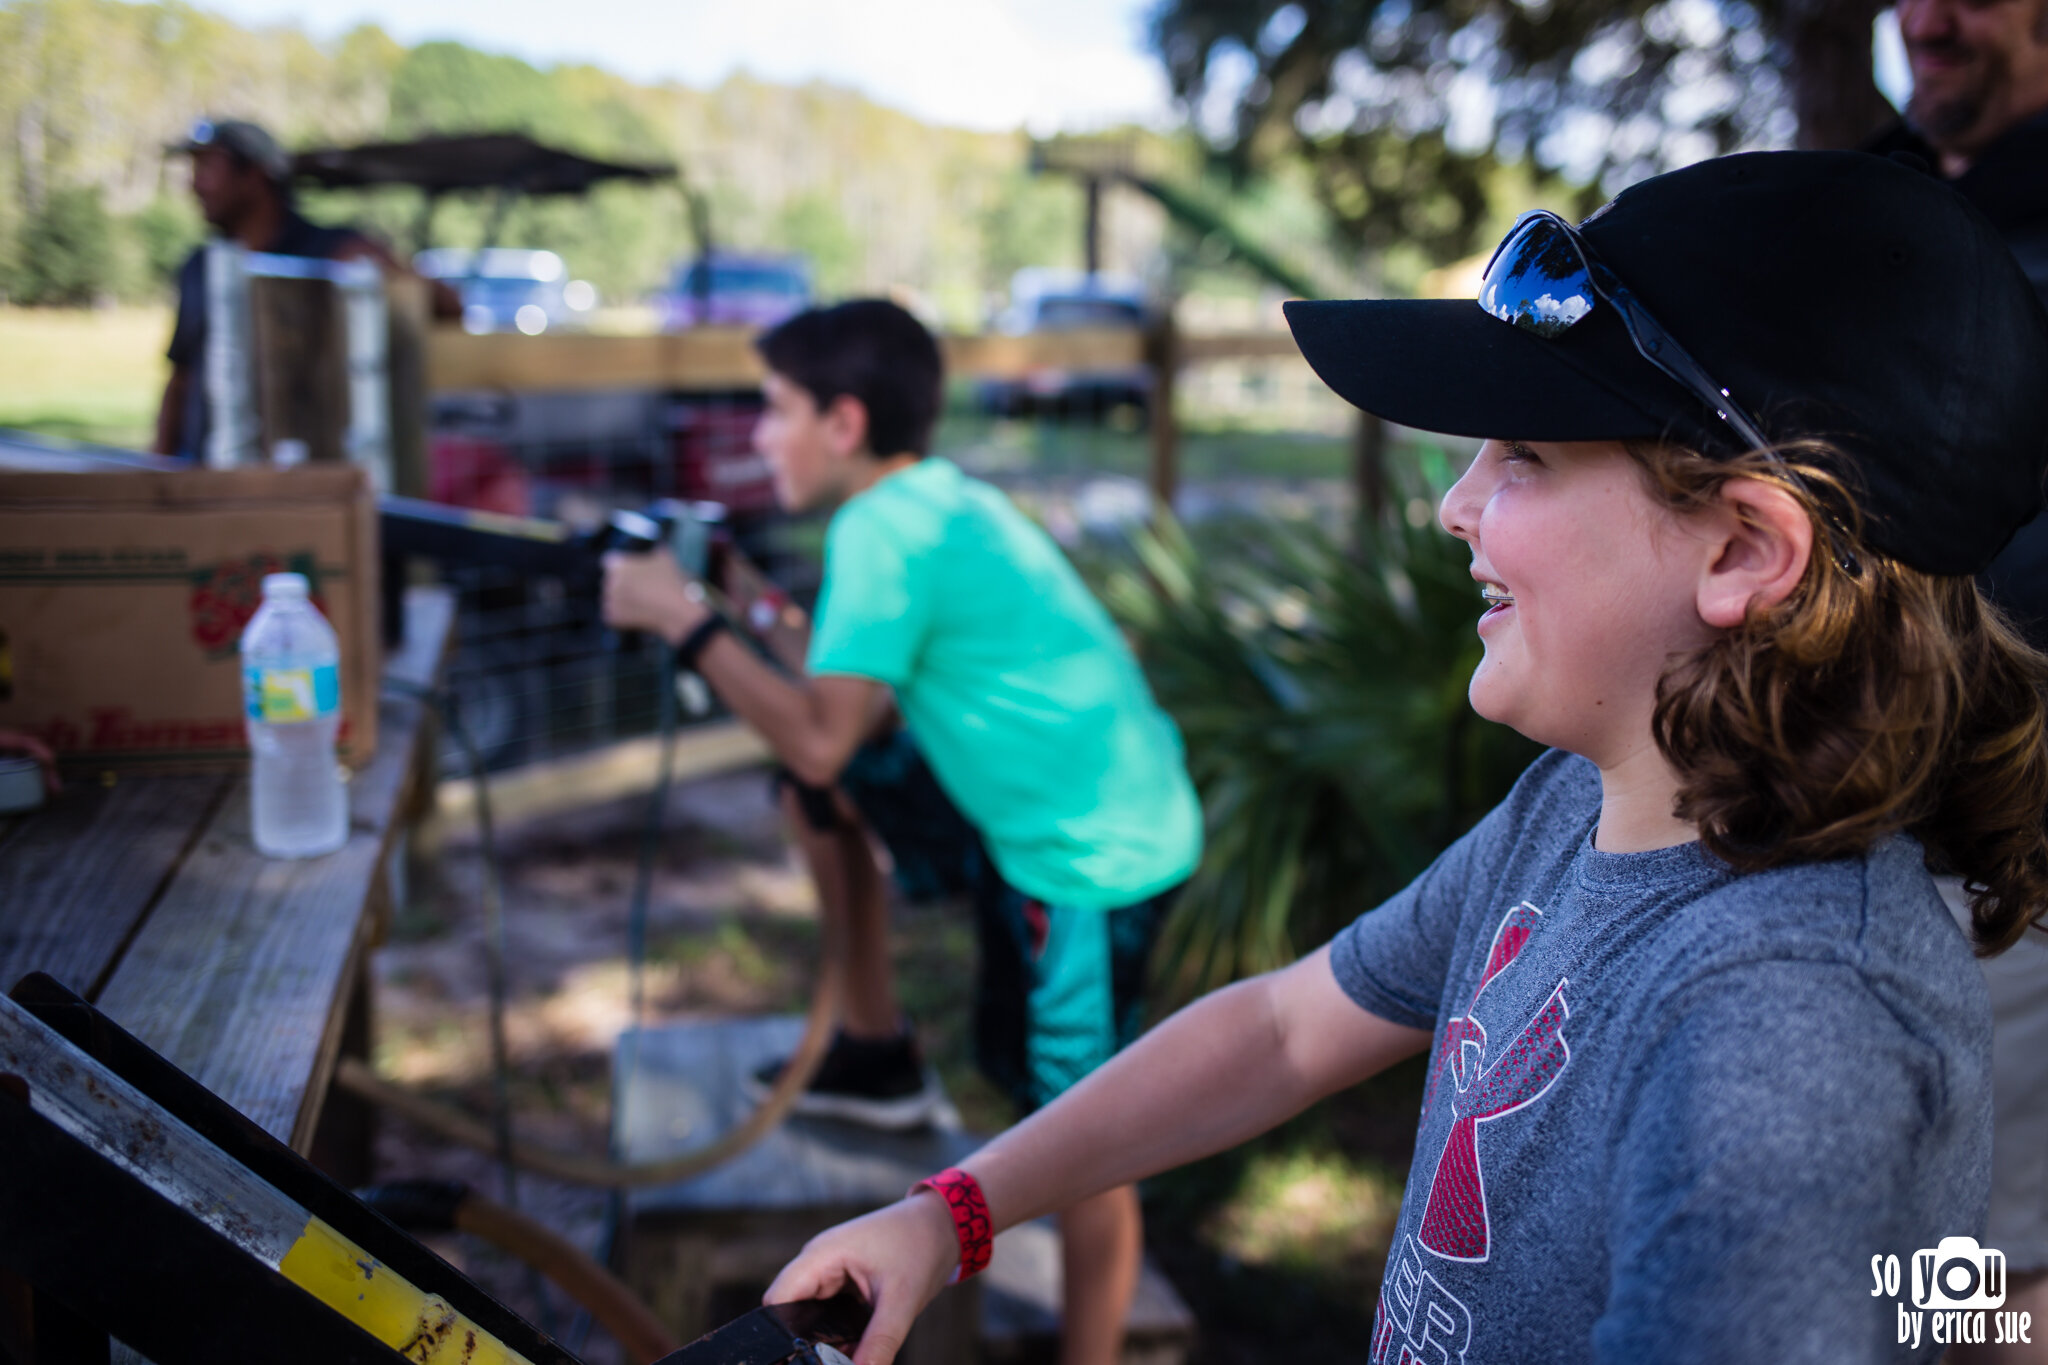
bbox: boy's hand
[764,1192,960,1365]
[602,549,709,645]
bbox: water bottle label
[243,662,341,722]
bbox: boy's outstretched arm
[765,944,1432,1365]
[603,549,877,785]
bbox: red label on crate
[188,551,327,657]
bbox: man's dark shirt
[166,208,362,459]
[1869,112,2048,642]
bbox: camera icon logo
[1913,1237,2007,1310]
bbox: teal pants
[972,865,1176,1113]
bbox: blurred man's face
[1899,0,2048,159]
[188,146,272,233]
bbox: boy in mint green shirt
[809,454,1198,910]
[605,299,1199,1365]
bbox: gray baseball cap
[169,118,291,182]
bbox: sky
[194,0,1179,134]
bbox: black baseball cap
[1284,150,2048,576]
[168,118,292,183]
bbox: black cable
[387,601,757,1352]
[628,642,680,1038]
[440,691,521,1203]
[384,675,556,1338]
[568,638,680,1354]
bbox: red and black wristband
[911,1166,992,1283]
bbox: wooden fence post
[384,273,430,497]
[1147,310,1180,520]
[1353,409,1388,530]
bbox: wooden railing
[423,325,1313,392]
[423,323,1371,513]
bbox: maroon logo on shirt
[1415,901,1572,1263]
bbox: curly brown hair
[1630,440,2048,955]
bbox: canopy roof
[292,133,674,197]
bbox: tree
[1780,0,1895,150]
[772,193,864,299]
[16,185,119,305]
[978,167,1085,296]
[0,1,1162,316]
[1151,0,1894,266]
[129,194,203,291]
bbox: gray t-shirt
[1332,750,1992,1364]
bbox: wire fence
[419,326,1365,773]
[424,385,801,771]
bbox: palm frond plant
[1105,509,1542,1004]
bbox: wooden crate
[0,465,380,772]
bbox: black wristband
[674,614,729,673]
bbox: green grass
[0,305,169,449]
[0,309,1357,479]
[1203,1148,1404,1275]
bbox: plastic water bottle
[240,573,348,858]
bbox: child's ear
[823,393,872,459]
[1696,477,1813,629]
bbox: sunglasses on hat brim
[1478,210,1861,575]
[1480,211,1774,452]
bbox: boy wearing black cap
[763,152,2048,1365]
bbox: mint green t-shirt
[807,458,1202,908]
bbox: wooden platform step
[982,1219,1196,1365]
[613,1015,1194,1365]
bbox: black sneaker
[742,1028,944,1130]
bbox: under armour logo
[1417,981,1571,1261]
[1422,902,1542,1117]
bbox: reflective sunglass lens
[1478,219,1595,338]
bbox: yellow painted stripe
[278,1216,531,1364]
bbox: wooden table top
[0,586,454,1154]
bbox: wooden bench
[614,1014,1195,1365]
[0,585,455,1172]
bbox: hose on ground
[367,630,841,1191]
[358,1178,680,1365]
[332,916,841,1187]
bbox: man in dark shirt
[154,118,422,459]
[1870,0,2048,639]
[1866,5,2048,1359]
[1868,0,2047,303]
[1869,0,2047,280]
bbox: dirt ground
[370,763,1004,1363]
[370,760,1423,1365]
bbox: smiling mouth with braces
[1480,585,1515,609]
